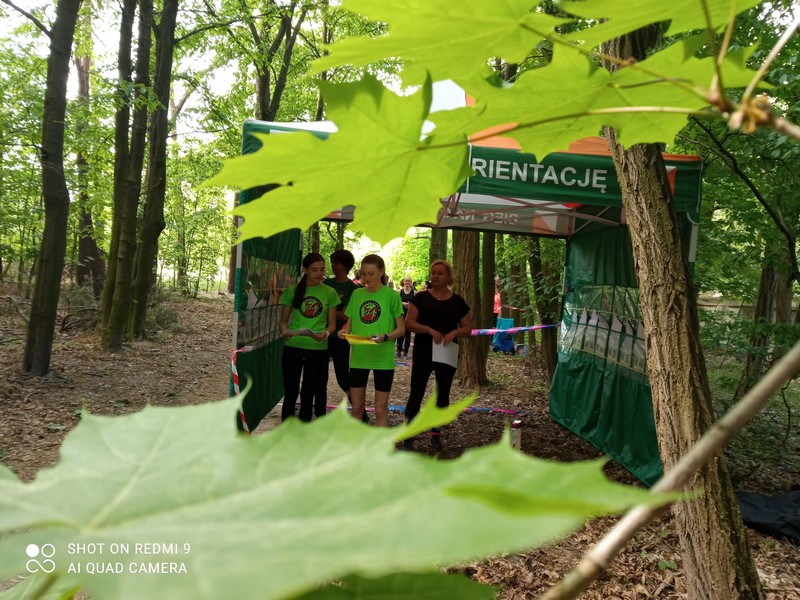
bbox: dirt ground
[1,290,798,599]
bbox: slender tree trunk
[496,233,510,319]
[735,247,778,398]
[453,230,486,387]
[130,0,178,338]
[227,193,238,294]
[104,0,153,351]
[23,0,82,375]
[773,267,795,361]
[309,222,320,254]
[603,26,764,600]
[73,50,106,301]
[480,232,495,356]
[527,236,560,379]
[100,0,136,325]
[429,227,448,264]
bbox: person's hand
[442,331,457,345]
[370,334,383,344]
[428,327,444,344]
[338,329,349,339]
[311,331,329,342]
[281,330,293,339]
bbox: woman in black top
[396,276,415,359]
[403,260,472,451]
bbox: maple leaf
[313,0,567,85]
[0,397,674,600]
[203,76,471,245]
[561,0,762,48]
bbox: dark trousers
[404,359,456,423]
[314,335,351,416]
[396,330,412,355]
[281,345,327,422]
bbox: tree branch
[541,340,800,600]
[1,0,51,37]
[689,116,800,287]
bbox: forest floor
[1,288,799,599]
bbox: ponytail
[292,252,324,310]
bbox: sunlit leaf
[561,0,762,47]
[313,0,567,85]
[0,397,669,599]
[203,76,471,245]
[433,38,759,158]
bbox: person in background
[278,252,339,422]
[314,249,368,422]
[338,254,405,426]
[403,259,472,450]
[396,276,416,359]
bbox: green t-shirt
[280,283,340,350]
[323,277,359,332]
[345,285,404,370]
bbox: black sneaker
[429,432,443,451]
[361,411,370,424]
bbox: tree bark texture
[527,236,560,379]
[130,0,178,338]
[429,227,448,265]
[604,28,764,600]
[23,0,82,374]
[453,230,486,387]
[104,0,152,351]
[100,0,136,325]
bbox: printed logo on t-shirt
[359,299,381,324]
[300,296,323,318]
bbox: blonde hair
[430,259,454,285]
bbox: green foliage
[0,397,673,599]
[207,76,472,245]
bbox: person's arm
[279,304,294,338]
[443,310,474,345]
[405,302,443,344]
[312,307,336,342]
[337,317,352,338]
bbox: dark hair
[330,249,355,272]
[293,252,324,309]
[361,253,388,285]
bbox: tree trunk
[23,0,81,375]
[100,0,136,326]
[130,0,178,338]
[227,193,238,294]
[309,222,320,254]
[527,236,560,379]
[453,230,486,387]
[735,247,778,398]
[73,50,106,301]
[103,0,152,351]
[773,267,795,361]
[429,227,448,264]
[508,236,526,343]
[480,232,495,357]
[496,233,510,319]
[603,27,764,600]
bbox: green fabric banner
[460,145,703,214]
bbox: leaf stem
[742,10,800,103]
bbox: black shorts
[349,368,395,392]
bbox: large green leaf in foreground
[204,76,471,245]
[313,0,566,85]
[0,398,672,599]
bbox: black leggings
[396,330,412,354]
[281,345,327,422]
[404,359,456,423]
[314,335,351,416]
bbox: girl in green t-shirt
[279,252,339,422]
[338,254,405,426]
